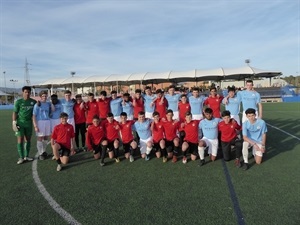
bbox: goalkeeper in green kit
[12,86,37,164]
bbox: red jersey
[151,120,164,143]
[133,98,144,119]
[218,119,241,142]
[154,97,168,118]
[97,97,111,119]
[52,123,75,149]
[119,120,135,144]
[204,96,224,118]
[181,120,200,144]
[86,122,106,149]
[85,100,99,124]
[178,102,191,122]
[103,119,119,142]
[74,102,86,124]
[162,120,180,141]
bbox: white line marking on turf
[266,123,300,141]
[32,153,82,225]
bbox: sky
[0,0,299,88]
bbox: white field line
[32,153,82,225]
[266,123,300,141]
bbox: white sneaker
[24,157,33,161]
[182,157,187,164]
[17,158,24,164]
[56,164,62,172]
[52,155,56,160]
[129,155,134,162]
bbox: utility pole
[3,71,8,104]
[24,58,31,86]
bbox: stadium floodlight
[10,79,18,102]
[70,71,76,96]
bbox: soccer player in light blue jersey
[237,80,262,123]
[121,93,134,120]
[188,87,206,120]
[142,86,156,119]
[110,90,123,121]
[60,90,75,131]
[198,108,221,163]
[242,108,267,170]
[33,90,54,160]
[50,94,62,133]
[222,87,242,125]
[164,85,181,120]
[133,111,153,160]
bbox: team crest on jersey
[213,122,217,126]
[159,125,162,128]
[257,126,261,130]
[192,123,195,126]
[67,129,70,132]
[252,94,255,96]
[216,99,219,102]
[31,102,34,105]
[126,125,129,127]
[186,106,189,108]
[231,125,234,128]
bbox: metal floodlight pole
[70,71,76,96]
[10,79,18,102]
[3,71,8,104]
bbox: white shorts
[139,137,153,154]
[231,114,241,126]
[244,141,264,157]
[172,111,179,120]
[67,118,76,132]
[50,118,60,133]
[242,111,258,123]
[201,137,218,156]
[145,112,153,119]
[192,114,203,121]
[36,120,51,137]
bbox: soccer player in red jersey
[97,91,111,120]
[85,93,99,127]
[218,110,242,167]
[103,112,120,162]
[153,89,168,119]
[150,111,166,161]
[132,89,144,120]
[180,111,200,164]
[51,112,76,172]
[73,94,86,151]
[162,110,180,163]
[119,112,137,162]
[178,94,191,123]
[204,87,224,118]
[86,115,108,166]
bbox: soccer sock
[37,141,44,155]
[42,140,48,153]
[161,148,167,157]
[183,150,187,157]
[24,141,31,157]
[56,158,61,164]
[129,147,134,156]
[101,145,107,163]
[242,142,249,164]
[114,148,119,158]
[198,146,205,160]
[146,146,152,155]
[17,143,24,158]
[174,146,179,156]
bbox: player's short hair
[168,84,176,89]
[181,94,187,98]
[111,90,117,94]
[156,89,163,94]
[246,80,253,84]
[152,111,160,117]
[228,87,236,92]
[221,110,231,117]
[138,111,145,116]
[75,94,82,98]
[185,111,192,116]
[210,87,217,91]
[123,93,130,97]
[120,112,127,117]
[135,89,142,94]
[100,91,107,97]
[166,109,173,114]
[145,86,151,90]
[39,90,48,97]
[192,87,199,92]
[64,90,71,95]
[88,92,94,97]
[107,112,114,118]
[60,112,68,118]
[245,108,256,115]
[204,108,213,114]
[22,86,32,92]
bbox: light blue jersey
[110,97,123,117]
[60,99,75,118]
[122,101,133,117]
[237,90,260,111]
[199,118,221,139]
[134,119,152,139]
[242,119,267,143]
[165,93,181,112]
[189,95,206,115]
[51,101,63,119]
[223,95,241,115]
[33,102,51,121]
[143,94,156,113]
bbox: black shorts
[123,140,134,153]
[107,139,119,151]
[92,143,103,154]
[152,142,161,152]
[59,145,70,157]
[165,140,174,152]
[186,142,198,155]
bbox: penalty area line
[266,123,300,141]
[32,153,82,225]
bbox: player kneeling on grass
[86,115,108,166]
[218,110,242,168]
[119,112,137,162]
[198,108,221,165]
[242,108,267,170]
[151,111,166,162]
[133,111,153,161]
[51,113,76,171]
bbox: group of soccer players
[12,80,267,172]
